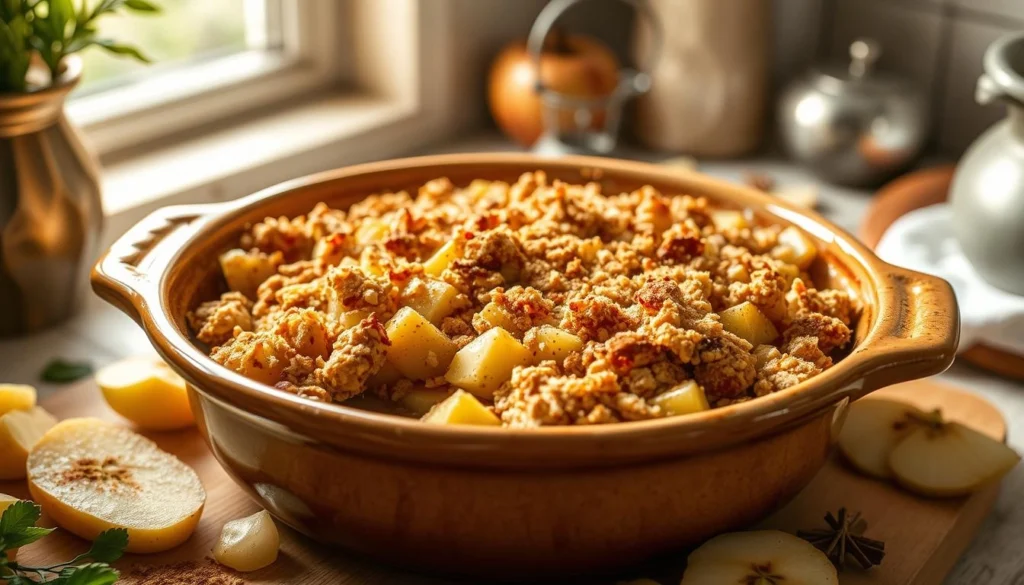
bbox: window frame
[98,0,477,248]
[68,0,347,157]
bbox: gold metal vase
[0,56,102,337]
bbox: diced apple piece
[421,390,500,426]
[479,301,518,332]
[526,325,583,365]
[367,361,402,389]
[402,278,460,326]
[711,210,749,231]
[400,388,451,416]
[774,226,817,270]
[422,240,460,277]
[445,327,532,399]
[726,264,750,283]
[720,302,779,346]
[385,307,457,380]
[776,263,801,287]
[337,309,371,331]
[96,357,195,431]
[651,381,710,416]
[356,219,389,246]
[219,249,281,299]
[0,407,58,480]
[0,384,36,415]
[213,510,280,572]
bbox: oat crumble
[189,172,858,427]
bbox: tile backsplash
[823,0,1024,155]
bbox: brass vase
[0,56,102,337]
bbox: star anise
[797,508,885,570]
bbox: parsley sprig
[0,501,128,584]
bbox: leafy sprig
[40,359,93,384]
[0,0,159,93]
[0,501,128,584]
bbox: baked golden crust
[189,171,858,426]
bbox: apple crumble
[188,172,858,427]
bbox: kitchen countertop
[1,134,1021,583]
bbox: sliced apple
[96,357,195,431]
[0,384,36,415]
[27,418,206,553]
[422,390,500,426]
[681,530,838,585]
[0,407,58,480]
[837,398,927,479]
[651,381,709,417]
[213,510,280,572]
[889,420,1020,498]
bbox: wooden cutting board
[0,377,1006,584]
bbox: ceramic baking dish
[92,154,958,578]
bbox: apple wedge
[27,418,206,553]
[213,510,280,572]
[651,381,709,417]
[0,407,58,480]
[837,398,927,479]
[421,390,500,426]
[96,357,195,431]
[681,530,838,585]
[0,384,36,415]
[889,420,1021,497]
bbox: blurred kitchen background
[4,0,1024,391]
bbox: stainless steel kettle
[778,39,930,187]
[949,33,1024,296]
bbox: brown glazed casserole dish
[92,154,958,578]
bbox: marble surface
[1,135,1022,583]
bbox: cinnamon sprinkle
[125,559,244,585]
[59,456,139,490]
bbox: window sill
[99,92,420,249]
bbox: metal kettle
[949,33,1024,296]
[778,39,930,187]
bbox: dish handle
[852,265,960,400]
[91,202,233,325]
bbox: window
[96,0,472,234]
[76,0,264,96]
[69,0,342,157]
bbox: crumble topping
[189,172,859,426]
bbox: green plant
[0,0,158,93]
[0,500,129,584]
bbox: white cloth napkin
[876,203,1024,354]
